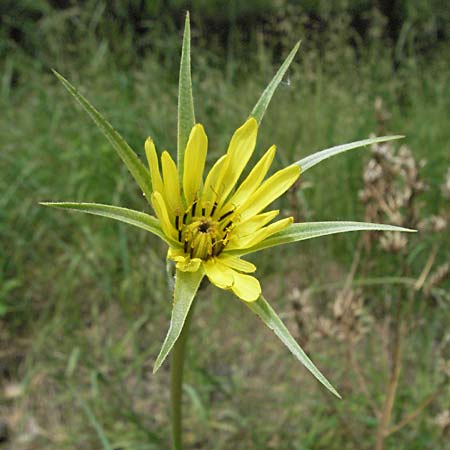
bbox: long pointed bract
[233,221,416,256]
[153,269,204,373]
[177,12,196,182]
[251,41,301,124]
[52,70,153,203]
[295,135,404,172]
[247,295,341,397]
[40,202,169,243]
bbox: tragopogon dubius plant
[41,13,415,449]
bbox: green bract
[42,13,414,399]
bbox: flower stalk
[170,305,193,450]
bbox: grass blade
[236,221,416,255]
[52,70,153,202]
[69,386,113,450]
[177,12,196,181]
[251,41,301,124]
[295,135,404,172]
[247,295,341,397]
[40,202,171,244]
[153,268,204,373]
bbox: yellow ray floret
[183,124,208,205]
[146,118,300,301]
[219,117,258,202]
[161,151,182,215]
[145,138,164,194]
[223,145,276,212]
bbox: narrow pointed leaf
[251,41,301,124]
[295,135,404,172]
[235,221,416,255]
[177,12,196,180]
[40,202,171,244]
[247,295,340,397]
[52,70,153,202]
[153,269,204,373]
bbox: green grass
[1,5,449,450]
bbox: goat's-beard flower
[147,118,300,301]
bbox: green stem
[170,306,193,450]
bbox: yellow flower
[145,117,300,302]
[45,36,411,396]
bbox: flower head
[146,117,300,301]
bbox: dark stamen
[211,202,218,216]
[178,230,182,242]
[224,220,233,230]
[192,201,197,217]
[175,215,180,230]
[182,212,188,224]
[184,240,188,253]
[202,207,206,216]
[219,210,233,221]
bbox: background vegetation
[1,1,448,449]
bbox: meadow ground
[1,3,449,449]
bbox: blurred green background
[1,1,449,449]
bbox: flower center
[175,203,236,260]
[198,221,210,233]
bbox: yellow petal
[204,258,234,288]
[174,256,202,272]
[231,272,261,302]
[168,247,183,258]
[161,150,182,214]
[226,211,279,250]
[204,257,261,301]
[145,138,164,194]
[232,217,293,249]
[231,210,279,237]
[220,117,258,202]
[202,154,229,209]
[224,145,276,211]
[219,254,256,273]
[168,245,201,271]
[238,164,301,221]
[151,191,177,240]
[183,124,208,205]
